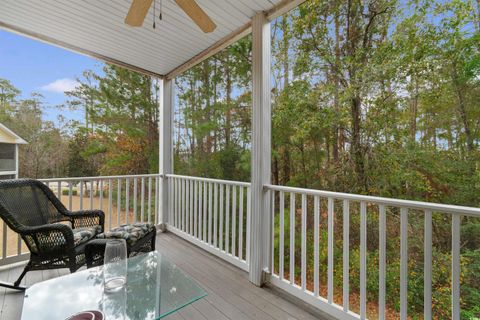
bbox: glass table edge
[158,291,208,319]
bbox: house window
[0,143,16,172]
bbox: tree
[67,64,160,175]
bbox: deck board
[0,232,325,320]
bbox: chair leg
[0,263,30,290]
[13,263,30,287]
[151,231,156,251]
[0,282,26,290]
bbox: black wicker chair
[0,179,105,290]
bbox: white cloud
[40,78,78,93]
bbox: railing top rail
[39,173,163,182]
[166,174,251,187]
[265,184,480,217]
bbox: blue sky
[0,29,102,123]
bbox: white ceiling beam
[165,0,306,80]
[266,0,306,21]
[166,22,251,80]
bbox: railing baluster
[246,187,251,265]
[214,183,218,247]
[148,177,152,224]
[290,192,295,285]
[194,180,198,238]
[189,180,193,235]
[452,214,461,320]
[89,180,93,210]
[178,178,181,229]
[168,177,173,225]
[198,180,203,241]
[117,178,121,227]
[69,182,73,211]
[141,177,145,223]
[155,177,159,225]
[80,181,84,211]
[219,184,224,250]
[360,201,367,319]
[175,178,178,228]
[179,178,183,231]
[379,204,386,320]
[239,186,244,260]
[271,190,275,272]
[203,181,207,241]
[185,178,189,233]
[57,181,61,202]
[343,199,350,310]
[17,233,22,255]
[172,178,177,228]
[125,178,130,225]
[177,178,181,230]
[2,222,6,259]
[424,210,432,320]
[133,178,138,224]
[313,195,319,296]
[301,194,307,291]
[225,185,230,253]
[108,179,113,230]
[400,207,408,320]
[328,197,334,302]
[208,182,213,244]
[232,186,237,256]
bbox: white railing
[265,184,480,320]
[2,173,478,320]
[166,174,251,271]
[0,174,162,266]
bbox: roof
[0,0,288,77]
[0,123,28,144]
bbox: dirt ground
[0,194,139,258]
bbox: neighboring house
[0,123,27,179]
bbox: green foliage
[0,83,70,178]
[67,65,160,175]
[174,35,252,181]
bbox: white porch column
[159,78,174,228]
[249,12,271,286]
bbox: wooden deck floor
[0,232,328,320]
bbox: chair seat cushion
[96,223,155,246]
[73,225,102,247]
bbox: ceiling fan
[125,0,217,33]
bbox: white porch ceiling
[0,0,282,77]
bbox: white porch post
[249,12,271,286]
[159,78,174,228]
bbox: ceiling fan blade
[125,0,153,27]
[175,0,217,33]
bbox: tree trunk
[333,9,341,162]
[409,72,418,143]
[351,95,366,190]
[225,56,232,149]
[452,63,473,153]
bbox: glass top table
[21,251,207,320]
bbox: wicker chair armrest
[64,210,105,232]
[20,223,75,255]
